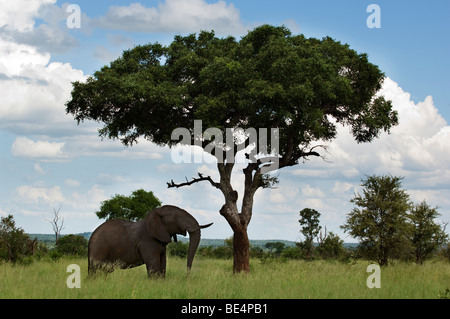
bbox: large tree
[66,25,398,273]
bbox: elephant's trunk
[187,229,201,271]
[186,223,212,271]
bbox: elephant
[88,205,213,277]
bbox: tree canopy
[409,201,448,264]
[96,189,161,221]
[66,24,397,163]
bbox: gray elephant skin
[88,205,213,277]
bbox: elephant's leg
[145,256,165,278]
[160,248,167,275]
[140,242,164,277]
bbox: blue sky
[0,0,449,242]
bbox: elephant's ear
[146,209,171,243]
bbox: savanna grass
[0,257,449,299]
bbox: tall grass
[0,257,448,299]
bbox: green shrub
[56,234,88,256]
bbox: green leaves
[96,189,161,221]
[66,24,398,164]
[342,175,411,266]
[342,175,448,265]
[409,201,448,264]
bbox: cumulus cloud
[379,78,447,138]
[11,137,67,160]
[0,0,87,53]
[64,179,81,187]
[15,185,65,206]
[14,183,107,213]
[34,163,45,175]
[316,77,450,178]
[376,78,450,172]
[67,185,107,211]
[0,0,82,53]
[0,0,54,32]
[94,0,246,35]
[0,37,87,137]
[301,185,325,198]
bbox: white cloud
[65,179,81,187]
[269,192,287,204]
[0,0,55,32]
[15,185,65,206]
[301,185,325,198]
[94,0,246,35]
[378,78,447,138]
[268,184,300,205]
[374,78,449,172]
[34,163,45,175]
[0,208,9,217]
[0,37,87,136]
[331,181,355,194]
[68,185,107,211]
[320,77,450,177]
[292,168,332,178]
[0,0,81,53]
[11,137,67,160]
[14,183,107,216]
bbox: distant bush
[439,243,450,262]
[281,246,303,259]
[169,238,233,259]
[167,241,188,258]
[315,232,347,260]
[56,234,88,256]
[211,246,233,259]
[249,246,264,258]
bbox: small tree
[0,215,34,263]
[298,208,321,258]
[341,175,411,266]
[409,201,448,264]
[45,205,65,245]
[315,231,346,260]
[96,189,161,221]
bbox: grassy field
[0,257,449,299]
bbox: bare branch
[167,172,221,190]
[300,145,332,163]
[45,204,64,244]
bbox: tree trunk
[170,161,262,274]
[219,201,251,274]
[233,225,250,273]
[215,162,261,274]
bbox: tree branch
[279,144,329,168]
[167,172,221,190]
